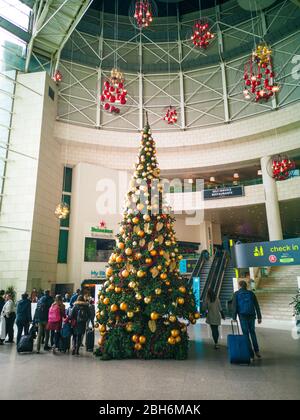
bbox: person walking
[232,280,262,359]
[16,293,32,344]
[47,295,65,354]
[203,288,225,349]
[70,295,90,356]
[34,290,54,353]
[2,294,16,343]
[0,290,5,345]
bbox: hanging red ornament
[134,1,153,28]
[100,68,128,114]
[243,43,280,103]
[52,70,62,84]
[191,20,214,49]
[163,107,178,125]
[271,154,296,181]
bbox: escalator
[200,250,232,313]
[188,249,209,286]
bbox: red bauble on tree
[191,20,214,49]
[243,44,280,102]
[271,154,296,181]
[163,107,178,125]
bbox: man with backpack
[232,280,262,359]
[34,290,53,353]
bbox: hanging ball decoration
[191,20,214,49]
[100,68,128,114]
[55,202,70,220]
[271,154,296,181]
[52,70,63,84]
[133,0,154,29]
[243,43,280,102]
[163,106,178,125]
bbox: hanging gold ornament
[55,202,70,220]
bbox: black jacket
[232,289,262,321]
[0,296,5,313]
[16,298,32,323]
[34,295,54,323]
[71,301,90,335]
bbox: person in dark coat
[16,293,32,344]
[33,290,54,353]
[70,295,90,355]
[232,280,262,359]
[69,289,81,308]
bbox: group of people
[1,280,262,360]
[203,280,262,359]
[0,288,95,356]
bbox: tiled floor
[0,324,299,400]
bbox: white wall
[66,162,128,288]
[0,72,62,297]
[55,102,300,172]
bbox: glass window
[84,238,115,262]
[57,230,69,264]
[0,0,31,31]
[63,167,73,193]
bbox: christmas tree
[95,120,200,360]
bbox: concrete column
[261,156,283,241]
[200,221,213,255]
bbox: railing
[188,250,209,286]
[169,172,300,193]
[200,251,221,304]
[214,252,230,298]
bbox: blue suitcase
[227,321,251,365]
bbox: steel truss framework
[55,0,300,132]
[14,0,299,132]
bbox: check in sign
[233,238,300,268]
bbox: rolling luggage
[227,320,251,365]
[17,334,34,353]
[85,328,95,352]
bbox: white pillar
[261,156,283,241]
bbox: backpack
[237,291,255,317]
[77,306,89,323]
[36,299,48,320]
[48,304,62,323]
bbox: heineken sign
[233,238,300,268]
[91,227,113,235]
[91,220,114,237]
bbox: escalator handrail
[200,251,220,302]
[189,249,209,283]
[214,252,229,298]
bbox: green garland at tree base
[94,323,189,361]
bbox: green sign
[91,227,113,234]
[233,238,300,268]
